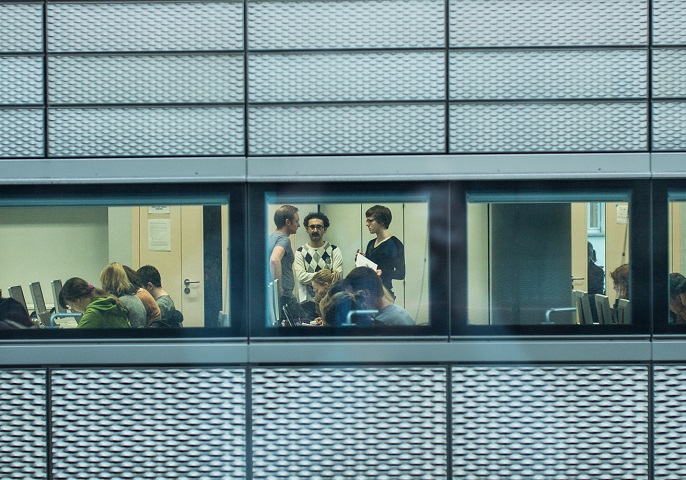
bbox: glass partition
[458,181,649,335]
[249,183,449,337]
[0,184,244,338]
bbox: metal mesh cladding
[654,365,686,479]
[0,3,43,53]
[50,368,246,480]
[251,367,447,479]
[449,0,648,47]
[49,54,244,105]
[48,106,244,157]
[0,108,44,157]
[0,55,43,104]
[653,0,686,44]
[652,49,686,98]
[248,0,444,49]
[0,369,46,479]
[449,101,648,153]
[653,101,686,151]
[453,366,649,479]
[249,51,445,103]
[449,49,647,100]
[47,2,243,52]
[249,103,445,155]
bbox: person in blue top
[268,205,301,321]
[360,205,405,299]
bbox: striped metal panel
[453,366,649,479]
[248,0,444,50]
[654,365,686,479]
[0,108,44,157]
[49,106,244,157]
[450,49,647,100]
[249,103,445,155]
[449,0,648,47]
[51,368,246,479]
[249,51,445,103]
[653,49,686,98]
[450,101,648,152]
[47,2,243,52]
[0,55,43,104]
[653,101,686,151]
[0,2,43,53]
[251,367,447,479]
[0,369,46,479]
[653,0,686,45]
[49,54,244,104]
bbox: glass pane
[669,200,686,324]
[264,199,430,329]
[467,200,630,325]
[0,203,230,332]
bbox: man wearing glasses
[294,212,343,321]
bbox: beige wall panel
[467,203,489,325]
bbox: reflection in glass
[0,204,229,329]
[265,200,430,328]
[669,201,686,324]
[467,200,630,325]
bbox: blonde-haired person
[59,277,130,329]
[100,262,147,328]
[319,289,374,327]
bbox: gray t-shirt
[119,294,147,328]
[374,303,415,326]
[157,295,175,321]
[268,232,295,298]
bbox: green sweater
[77,297,131,329]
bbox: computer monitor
[29,282,51,326]
[8,285,29,317]
[572,290,593,324]
[51,280,67,314]
[595,294,614,324]
[617,299,631,324]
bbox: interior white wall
[107,207,132,266]
[0,206,109,309]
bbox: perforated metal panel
[0,369,46,479]
[450,49,647,100]
[252,367,447,479]
[248,0,444,50]
[49,54,244,104]
[449,0,647,47]
[0,55,43,104]
[0,108,44,157]
[453,366,649,479]
[653,101,686,151]
[249,103,444,155]
[47,2,243,52]
[0,3,43,53]
[450,101,647,152]
[654,366,686,479]
[49,106,244,157]
[249,51,444,103]
[653,49,686,98]
[51,368,246,479]
[653,0,686,44]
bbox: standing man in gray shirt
[267,205,300,321]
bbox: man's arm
[293,247,316,285]
[391,237,406,280]
[332,245,344,282]
[270,245,286,296]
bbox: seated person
[58,277,130,328]
[669,273,686,323]
[345,266,415,326]
[100,262,147,328]
[0,288,35,329]
[137,265,183,328]
[311,269,338,320]
[319,290,374,327]
[610,264,629,306]
[122,265,161,325]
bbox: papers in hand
[355,253,378,271]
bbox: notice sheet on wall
[148,218,171,251]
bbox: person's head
[59,277,108,313]
[365,205,392,234]
[346,266,385,299]
[100,262,136,297]
[304,212,330,243]
[312,268,338,307]
[587,242,597,263]
[611,264,630,300]
[320,290,372,327]
[669,273,686,318]
[274,205,300,234]
[137,265,162,291]
[122,265,143,289]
